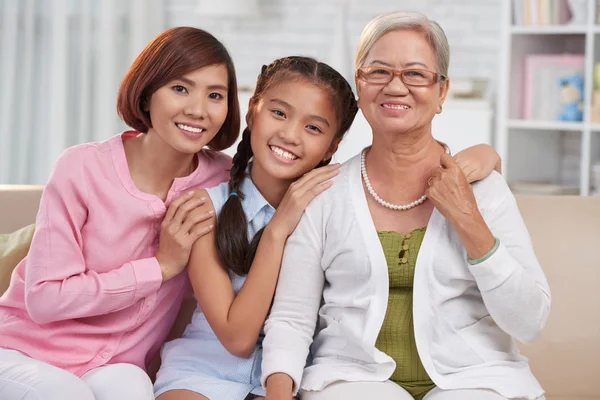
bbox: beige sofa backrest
[515,196,600,399]
[0,185,44,233]
[0,187,599,399]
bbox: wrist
[263,224,290,244]
[156,254,173,282]
[266,373,294,394]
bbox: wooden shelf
[507,119,584,131]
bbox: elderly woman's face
[356,29,448,136]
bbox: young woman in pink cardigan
[0,27,239,400]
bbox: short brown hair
[117,27,240,151]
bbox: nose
[183,97,207,119]
[277,122,302,145]
[385,74,410,96]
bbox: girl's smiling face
[248,79,340,182]
[146,64,229,155]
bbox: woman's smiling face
[356,29,449,137]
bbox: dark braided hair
[215,56,358,276]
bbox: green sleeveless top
[375,228,435,400]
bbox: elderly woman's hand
[426,153,479,224]
[426,153,496,259]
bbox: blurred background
[2,0,600,197]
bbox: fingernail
[187,191,194,196]
[208,210,215,215]
[199,197,207,201]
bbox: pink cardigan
[0,131,231,376]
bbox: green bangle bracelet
[467,237,500,265]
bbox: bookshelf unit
[496,0,600,195]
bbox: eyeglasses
[357,66,447,86]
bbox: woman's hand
[156,191,215,282]
[426,153,496,259]
[266,164,340,239]
[453,143,501,183]
[426,153,479,224]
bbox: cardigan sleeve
[468,176,551,343]
[25,147,162,325]
[261,206,325,394]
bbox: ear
[437,78,450,114]
[354,73,362,109]
[142,97,149,112]
[324,136,343,162]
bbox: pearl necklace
[360,146,450,211]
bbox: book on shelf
[522,54,585,121]
[512,0,572,26]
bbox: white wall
[166,0,502,91]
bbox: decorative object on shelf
[566,0,586,25]
[558,74,584,121]
[523,54,584,121]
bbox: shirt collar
[239,172,276,223]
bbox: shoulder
[471,171,516,211]
[198,149,233,183]
[205,181,230,216]
[201,149,233,169]
[302,157,359,219]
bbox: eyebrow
[370,60,430,69]
[177,77,228,91]
[270,98,331,127]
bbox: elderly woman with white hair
[260,11,550,400]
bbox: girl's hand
[453,144,501,183]
[267,164,340,239]
[426,153,480,225]
[156,191,215,282]
[265,373,295,400]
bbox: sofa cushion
[0,224,35,296]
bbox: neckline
[109,131,205,203]
[377,227,427,237]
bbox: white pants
[300,381,546,400]
[0,348,154,400]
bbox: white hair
[355,11,450,77]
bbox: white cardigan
[261,153,551,399]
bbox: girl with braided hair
[155,55,501,400]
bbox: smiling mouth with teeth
[270,145,298,161]
[382,104,410,110]
[177,123,204,134]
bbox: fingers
[308,179,334,198]
[292,163,340,191]
[180,208,215,236]
[168,197,208,230]
[163,191,194,224]
[440,152,457,169]
[188,222,214,241]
